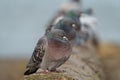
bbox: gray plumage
[24,29,72,75]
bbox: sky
[0,0,120,58]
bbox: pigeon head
[79,14,97,42]
[64,10,81,31]
[53,10,81,32]
[53,18,78,40]
[47,29,69,43]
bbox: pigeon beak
[63,36,68,41]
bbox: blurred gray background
[0,0,120,58]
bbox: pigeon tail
[24,67,38,75]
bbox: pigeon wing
[24,37,46,75]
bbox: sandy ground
[99,43,120,80]
[0,59,26,80]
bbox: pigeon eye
[72,24,76,28]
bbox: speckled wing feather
[24,37,46,75]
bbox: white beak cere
[63,36,68,41]
[72,24,76,28]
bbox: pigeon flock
[24,0,98,75]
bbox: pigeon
[24,29,72,75]
[60,0,81,13]
[46,10,90,46]
[52,0,99,46]
[45,10,81,39]
[79,13,99,47]
[47,9,98,46]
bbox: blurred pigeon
[60,0,81,12]
[24,29,72,75]
[47,9,98,46]
[79,13,99,47]
[46,10,90,46]
[57,0,99,46]
[46,10,81,40]
[46,10,81,31]
[45,0,98,46]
